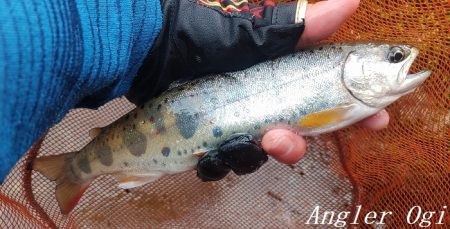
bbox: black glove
[127,0,307,105]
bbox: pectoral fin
[298,105,355,129]
[115,173,163,189]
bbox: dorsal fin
[168,79,188,90]
[89,127,102,139]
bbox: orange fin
[89,127,102,139]
[33,154,68,181]
[33,153,92,214]
[115,173,163,189]
[55,178,91,214]
[298,105,355,129]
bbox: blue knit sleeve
[0,0,162,182]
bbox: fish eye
[388,47,406,63]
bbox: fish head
[342,43,431,108]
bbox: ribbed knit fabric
[0,0,162,181]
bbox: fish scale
[32,42,431,214]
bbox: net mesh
[1,0,449,228]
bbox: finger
[358,109,390,130]
[261,129,307,164]
[297,0,360,48]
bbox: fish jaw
[389,70,431,95]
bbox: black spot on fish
[288,120,291,125]
[265,118,271,124]
[164,98,168,104]
[309,50,314,53]
[184,149,188,155]
[254,125,260,130]
[177,151,182,156]
[157,104,162,110]
[191,149,195,153]
[175,112,199,139]
[124,189,130,194]
[77,153,91,174]
[203,141,208,147]
[279,117,285,122]
[123,130,147,157]
[122,127,126,131]
[319,47,323,50]
[123,162,129,167]
[161,147,170,157]
[197,145,201,149]
[256,67,260,72]
[96,144,113,166]
[153,159,158,164]
[212,126,223,138]
[331,46,336,49]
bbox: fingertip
[262,129,307,165]
[358,110,390,130]
[297,0,361,48]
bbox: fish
[33,43,431,214]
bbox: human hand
[261,0,390,164]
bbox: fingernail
[374,110,389,128]
[268,135,295,156]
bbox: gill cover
[342,44,412,107]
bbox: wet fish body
[33,43,431,213]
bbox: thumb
[261,129,307,164]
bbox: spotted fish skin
[33,43,431,213]
[69,46,351,181]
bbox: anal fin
[115,173,163,189]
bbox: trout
[33,43,431,214]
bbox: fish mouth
[390,47,431,95]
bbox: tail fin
[33,153,92,214]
